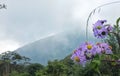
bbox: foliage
[9,71,29,76]
[0,18,120,76]
[0,51,30,76]
[26,63,44,76]
[0,51,120,76]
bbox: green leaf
[90,60,101,75]
[111,54,119,60]
[100,54,106,60]
[92,60,101,65]
[116,17,120,27]
[90,60,101,70]
[94,54,100,60]
[111,62,116,66]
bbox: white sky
[0,0,120,53]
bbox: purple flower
[93,20,113,38]
[71,42,95,66]
[97,28,108,38]
[96,43,113,54]
[81,42,95,59]
[70,19,114,67]
[71,50,86,67]
[71,42,113,66]
[93,20,106,30]
[106,25,113,32]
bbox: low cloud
[0,39,20,54]
[0,0,119,53]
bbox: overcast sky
[0,0,120,53]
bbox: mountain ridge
[15,29,92,65]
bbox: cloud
[0,39,20,54]
[0,0,120,53]
[6,0,75,43]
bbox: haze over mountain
[15,28,98,65]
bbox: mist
[0,0,120,53]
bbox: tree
[9,71,29,76]
[0,51,30,76]
[45,60,68,76]
[26,63,44,76]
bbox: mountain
[15,29,96,65]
